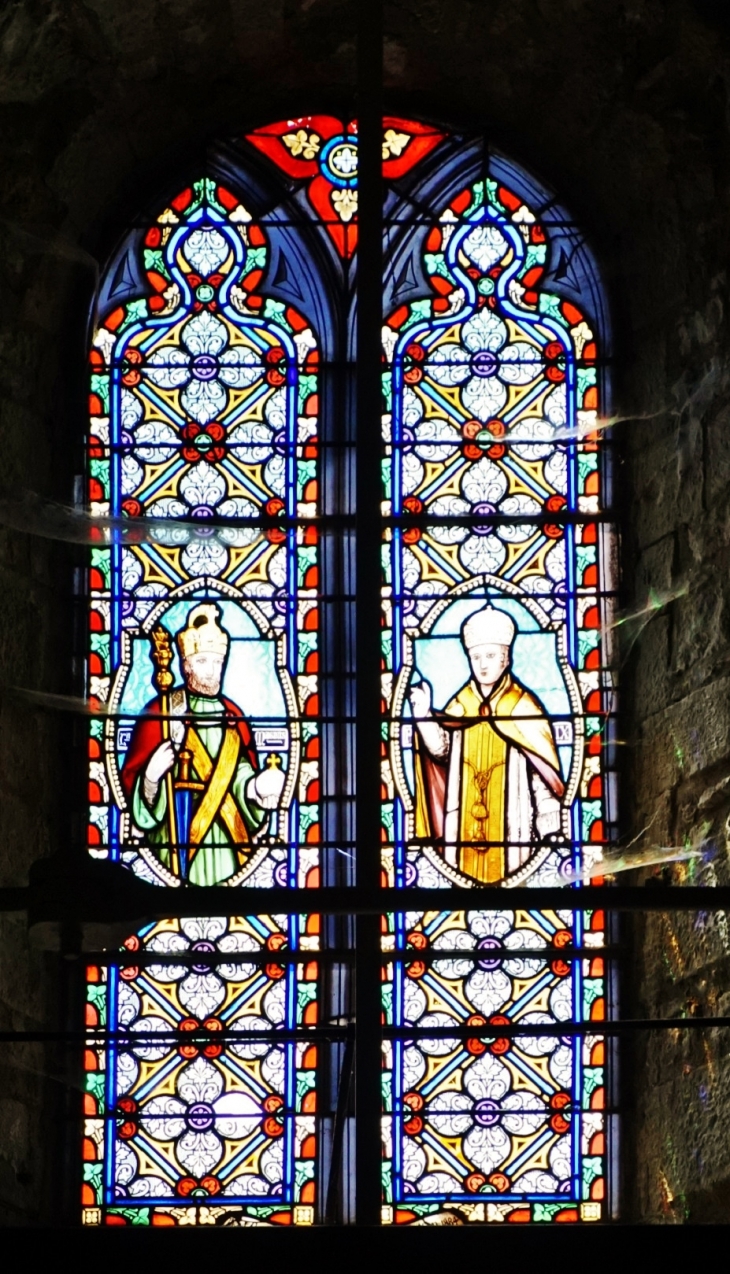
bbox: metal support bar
[12,879,730,922]
[325,1028,356,1225]
[355,0,384,1229]
[4,1017,730,1045]
[62,945,617,965]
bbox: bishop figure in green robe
[121,603,285,886]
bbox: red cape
[121,696,258,804]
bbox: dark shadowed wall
[1,0,730,1225]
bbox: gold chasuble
[414,674,564,884]
[454,683,508,882]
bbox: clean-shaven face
[184,652,225,697]
[467,642,510,692]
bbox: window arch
[81,119,615,1228]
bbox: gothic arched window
[81,117,614,1228]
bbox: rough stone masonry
[2,0,730,1224]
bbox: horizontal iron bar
[63,511,617,531]
[95,437,619,452]
[384,946,613,962]
[16,711,619,726]
[72,1105,616,1121]
[105,357,611,373]
[384,1018,730,1038]
[0,1028,345,1045]
[74,946,615,966]
[114,216,609,232]
[63,831,619,848]
[80,950,340,967]
[1,1017,727,1045]
[12,884,730,921]
[63,1108,628,1124]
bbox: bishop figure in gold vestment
[409,606,565,884]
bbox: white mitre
[461,605,516,650]
[177,603,229,659]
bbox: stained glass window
[83,177,324,1225]
[81,119,615,1227]
[380,159,615,1223]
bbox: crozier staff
[410,606,564,884]
[121,603,285,886]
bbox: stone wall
[1,0,730,1224]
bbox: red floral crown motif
[246,115,446,259]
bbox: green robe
[131,694,265,886]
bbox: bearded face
[183,652,225,697]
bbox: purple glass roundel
[191,354,218,381]
[274,861,289,887]
[186,1102,215,1132]
[191,939,216,973]
[472,502,496,536]
[470,350,498,378]
[477,936,503,969]
[474,1099,500,1127]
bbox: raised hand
[409,680,433,719]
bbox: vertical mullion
[355,0,384,1229]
